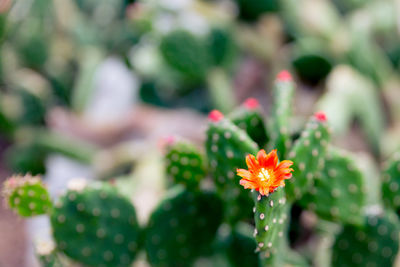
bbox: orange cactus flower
[237,149,294,196]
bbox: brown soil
[0,142,27,267]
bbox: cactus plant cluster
[4,71,399,266]
[2,175,224,267]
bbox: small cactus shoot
[206,109,258,224]
[270,70,295,159]
[164,137,206,190]
[230,98,269,147]
[285,112,331,201]
[2,174,52,217]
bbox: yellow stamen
[258,168,270,182]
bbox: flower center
[258,168,271,182]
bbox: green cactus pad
[14,88,47,126]
[252,187,289,261]
[229,99,269,147]
[51,181,141,267]
[2,174,52,217]
[160,30,209,81]
[285,113,331,201]
[291,38,333,84]
[292,54,332,84]
[6,144,47,175]
[332,211,400,267]
[382,152,400,213]
[145,186,223,267]
[270,72,295,159]
[207,27,237,68]
[19,33,49,70]
[279,246,309,267]
[165,139,206,190]
[226,223,261,267]
[300,148,366,226]
[234,0,279,21]
[206,115,258,223]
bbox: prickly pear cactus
[332,211,400,267]
[206,110,258,223]
[230,98,269,147]
[252,188,289,262]
[165,138,206,190]
[51,181,141,267]
[285,112,331,201]
[300,148,366,226]
[145,186,223,267]
[2,174,52,217]
[270,71,295,159]
[382,152,400,213]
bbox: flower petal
[263,149,278,168]
[239,179,257,189]
[276,160,293,170]
[256,149,268,166]
[246,154,259,170]
[237,169,252,179]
